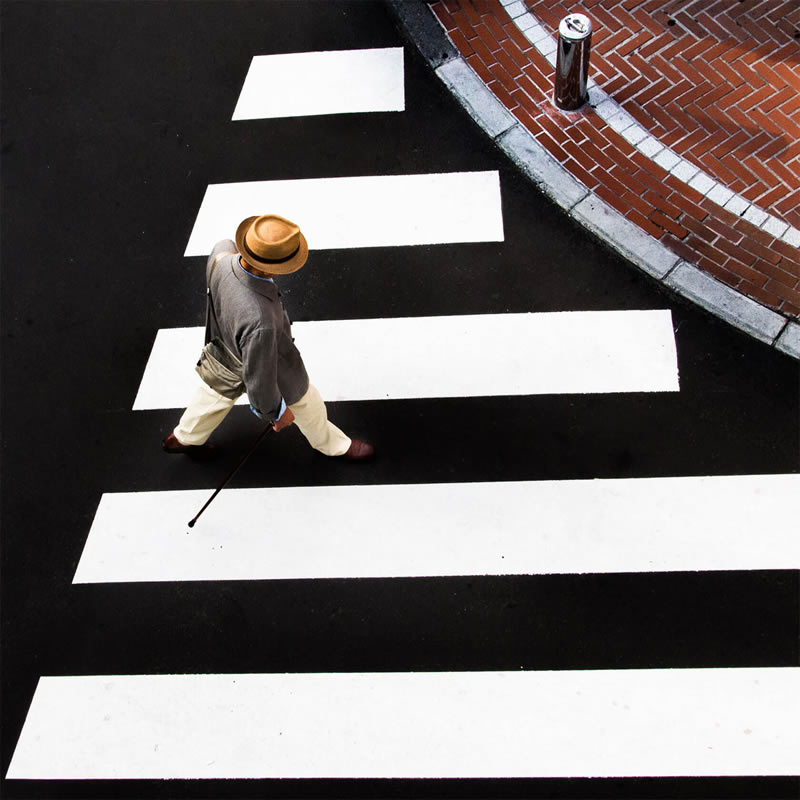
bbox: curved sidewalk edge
[387,1,800,361]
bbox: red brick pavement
[431,0,800,319]
[532,0,800,229]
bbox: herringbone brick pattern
[431,0,800,319]
[528,0,800,229]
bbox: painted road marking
[132,310,679,410]
[72,474,800,584]
[8,669,798,779]
[183,171,504,255]
[232,47,404,120]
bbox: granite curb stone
[436,58,516,140]
[664,262,788,346]
[388,0,458,68]
[570,196,680,281]
[496,124,589,210]
[388,1,799,360]
[775,323,800,360]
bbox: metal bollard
[554,13,592,111]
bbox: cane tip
[188,519,196,529]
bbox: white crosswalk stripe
[232,47,405,120]
[9,34,795,788]
[73,474,800,584]
[184,171,504,256]
[132,310,680,410]
[8,669,799,779]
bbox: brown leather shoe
[162,432,220,460]
[338,439,374,461]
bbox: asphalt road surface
[1,1,798,798]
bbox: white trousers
[173,382,351,457]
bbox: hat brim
[235,216,309,275]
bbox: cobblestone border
[388,1,800,360]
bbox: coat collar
[231,256,278,301]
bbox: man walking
[162,214,374,461]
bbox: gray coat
[203,239,310,420]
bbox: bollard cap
[559,13,592,41]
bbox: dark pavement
[1,1,798,798]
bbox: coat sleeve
[240,327,283,422]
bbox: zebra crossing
[184,170,504,255]
[7,40,799,785]
[132,310,679,409]
[74,475,800,584]
[8,670,799,779]
[232,47,405,120]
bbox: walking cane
[187,421,275,528]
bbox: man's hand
[272,407,295,432]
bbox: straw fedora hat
[235,214,309,274]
